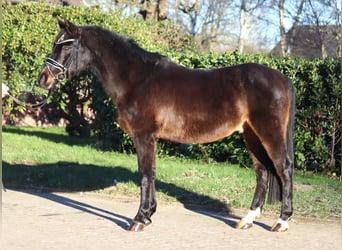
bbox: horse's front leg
[128,134,157,232]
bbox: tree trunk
[238,0,247,53]
[157,0,168,20]
[139,0,155,21]
[139,0,167,22]
[278,0,305,57]
[278,0,288,56]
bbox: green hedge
[2,3,341,175]
[2,3,193,97]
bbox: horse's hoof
[128,221,145,232]
[270,219,289,232]
[235,220,253,230]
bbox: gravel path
[2,189,341,250]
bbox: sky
[82,0,341,51]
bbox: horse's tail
[267,77,295,204]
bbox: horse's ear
[58,19,66,29]
[59,19,80,36]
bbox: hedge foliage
[2,3,341,175]
[2,3,194,96]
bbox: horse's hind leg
[236,124,271,230]
[247,119,293,232]
[128,133,157,232]
[267,148,293,232]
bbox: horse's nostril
[38,71,54,90]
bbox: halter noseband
[45,38,79,83]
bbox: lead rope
[3,37,79,109]
[6,88,55,110]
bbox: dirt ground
[2,188,341,250]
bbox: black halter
[45,38,79,82]
[7,37,80,110]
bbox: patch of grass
[2,126,341,218]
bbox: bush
[2,3,341,175]
[2,3,194,132]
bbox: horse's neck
[90,62,126,104]
[89,45,145,105]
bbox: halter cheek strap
[44,38,79,82]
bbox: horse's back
[155,62,291,114]
[150,62,291,144]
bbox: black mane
[127,38,165,64]
[83,25,165,65]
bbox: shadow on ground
[2,126,94,147]
[2,160,272,231]
[2,127,270,231]
[28,189,132,230]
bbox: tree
[176,0,235,52]
[139,0,168,21]
[274,0,341,58]
[238,0,268,53]
[303,0,341,58]
[177,0,198,37]
[110,0,168,21]
[278,0,305,56]
[78,0,168,21]
[27,0,340,54]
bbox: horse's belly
[157,117,245,144]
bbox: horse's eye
[63,46,72,51]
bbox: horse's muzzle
[38,69,55,90]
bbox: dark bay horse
[38,20,295,232]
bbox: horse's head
[38,20,86,90]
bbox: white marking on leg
[276,218,289,229]
[242,207,261,224]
